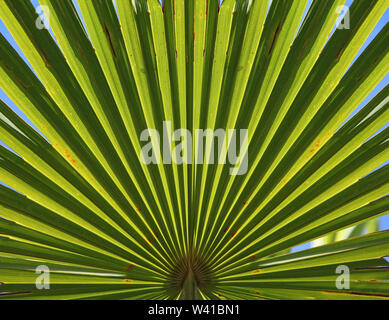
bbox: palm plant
[0,0,388,300]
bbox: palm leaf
[0,0,388,300]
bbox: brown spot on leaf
[103,23,117,59]
[335,45,344,62]
[268,23,281,56]
[2,62,11,71]
[16,78,28,90]
[125,264,135,272]
[356,71,368,83]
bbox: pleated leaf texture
[0,0,388,299]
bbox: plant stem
[181,268,198,300]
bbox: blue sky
[0,1,388,252]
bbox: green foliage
[0,0,388,299]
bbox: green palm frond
[0,0,388,300]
